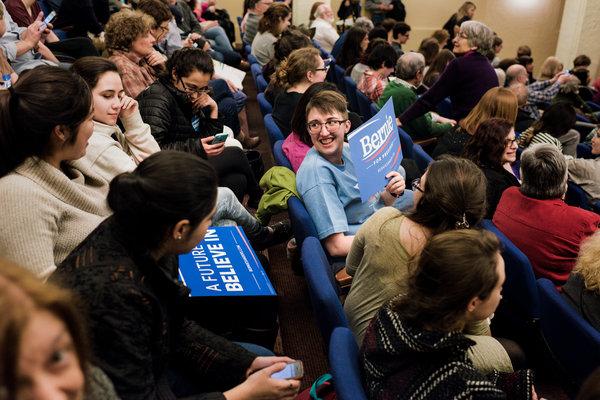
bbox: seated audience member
[345,158,491,347]
[389,22,410,57]
[563,231,600,331]
[105,10,166,98]
[251,3,291,67]
[506,63,529,86]
[72,56,287,249]
[568,128,600,201]
[197,0,236,45]
[491,35,502,67]
[330,17,372,60]
[137,48,263,205]
[364,0,393,26]
[422,48,455,88]
[4,0,99,60]
[399,20,498,125]
[518,55,536,83]
[137,0,182,56]
[242,0,272,45]
[337,0,360,22]
[357,41,397,102]
[283,82,363,172]
[272,47,328,136]
[173,0,243,67]
[310,4,338,53]
[368,26,387,42]
[463,118,520,218]
[0,48,18,83]
[378,52,454,140]
[296,90,414,257]
[518,102,579,156]
[417,37,439,70]
[361,229,536,400]
[573,54,591,70]
[308,2,324,32]
[441,1,475,50]
[553,78,599,123]
[53,0,109,39]
[0,2,59,73]
[493,144,600,286]
[431,29,450,49]
[433,87,517,157]
[350,37,385,84]
[0,260,119,400]
[0,66,111,279]
[336,25,368,70]
[52,151,301,400]
[527,57,573,105]
[517,44,531,58]
[509,82,540,133]
[262,29,312,85]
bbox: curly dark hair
[463,118,513,168]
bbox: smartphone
[271,361,304,380]
[39,11,57,31]
[211,132,228,144]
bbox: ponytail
[271,47,320,90]
[0,66,92,177]
[107,151,218,251]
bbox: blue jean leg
[234,341,275,356]
[213,187,262,235]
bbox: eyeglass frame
[411,178,424,193]
[306,118,348,135]
[504,137,518,147]
[178,78,212,97]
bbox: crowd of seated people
[2,0,600,398]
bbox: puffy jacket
[137,76,223,159]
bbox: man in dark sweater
[399,20,498,124]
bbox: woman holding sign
[52,151,301,400]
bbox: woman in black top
[463,118,520,219]
[138,48,262,205]
[441,1,475,49]
[52,151,301,400]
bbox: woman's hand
[145,50,167,67]
[119,95,138,119]
[201,136,225,157]
[224,362,301,400]
[192,93,218,119]
[21,13,44,48]
[246,357,295,377]
[384,171,406,198]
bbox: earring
[177,236,182,240]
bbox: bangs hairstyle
[573,231,600,293]
[258,3,291,36]
[105,10,153,53]
[305,90,349,121]
[0,260,89,398]
[392,229,500,332]
[461,87,517,134]
[166,47,214,80]
[291,81,338,146]
[463,117,513,167]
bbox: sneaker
[250,220,293,251]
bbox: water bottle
[1,74,11,91]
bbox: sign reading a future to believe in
[178,226,276,297]
[347,97,403,202]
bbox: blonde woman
[441,1,476,48]
[563,231,600,331]
[539,56,564,81]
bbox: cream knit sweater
[0,157,111,279]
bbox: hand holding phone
[270,361,304,380]
[39,11,57,32]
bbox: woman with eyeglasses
[463,118,520,219]
[344,157,515,374]
[271,47,329,136]
[138,47,263,206]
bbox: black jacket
[481,164,521,219]
[138,76,224,159]
[52,217,255,400]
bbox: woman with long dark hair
[0,66,110,279]
[52,151,301,400]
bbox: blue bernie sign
[347,97,403,202]
[178,226,276,297]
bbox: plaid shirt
[527,79,560,105]
[109,51,158,99]
[358,70,388,103]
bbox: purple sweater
[400,51,498,122]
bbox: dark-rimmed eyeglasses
[306,119,347,135]
[179,78,212,96]
[412,178,424,193]
[504,137,518,147]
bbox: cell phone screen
[271,361,304,380]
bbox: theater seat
[264,114,284,149]
[256,74,268,93]
[343,76,359,113]
[257,92,273,116]
[287,196,318,249]
[273,140,292,170]
[301,237,349,347]
[356,90,374,120]
[329,327,368,400]
[537,278,600,388]
[412,144,433,173]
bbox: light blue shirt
[296,144,413,240]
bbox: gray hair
[395,52,425,80]
[520,144,568,200]
[460,20,494,56]
[509,82,528,106]
[354,17,374,31]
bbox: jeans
[213,187,262,237]
[205,26,241,67]
[209,79,241,134]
